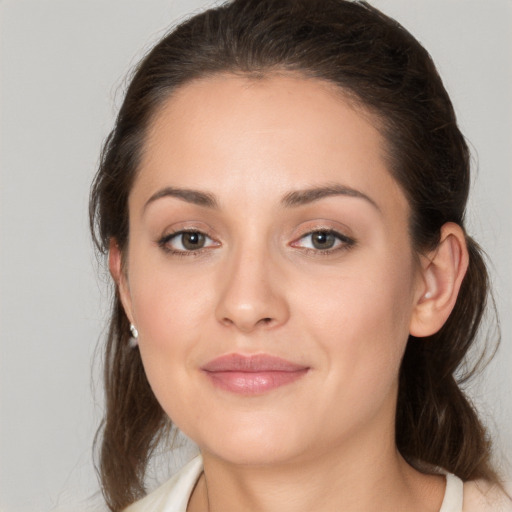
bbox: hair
[89,0,501,510]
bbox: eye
[158,230,218,254]
[291,229,354,252]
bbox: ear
[409,222,469,337]
[108,238,135,324]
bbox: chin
[204,440,301,467]
[188,414,308,466]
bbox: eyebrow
[281,184,380,211]
[144,186,219,211]
[143,183,379,212]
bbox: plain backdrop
[0,1,511,511]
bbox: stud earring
[424,291,432,300]
[129,323,139,348]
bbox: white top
[124,455,511,512]
[125,456,204,512]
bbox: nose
[214,244,290,333]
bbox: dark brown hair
[90,0,501,510]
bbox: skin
[111,74,468,512]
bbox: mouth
[201,353,310,395]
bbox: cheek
[125,248,213,381]
[128,262,213,422]
[128,244,210,330]
[296,249,417,383]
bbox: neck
[188,424,445,512]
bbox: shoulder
[463,479,512,512]
[123,456,204,512]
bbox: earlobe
[409,223,469,337]
[108,239,134,323]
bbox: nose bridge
[215,234,288,332]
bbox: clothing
[125,456,203,512]
[124,455,511,512]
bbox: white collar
[125,456,464,512]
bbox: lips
[201,353,309,394]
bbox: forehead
[144,73,381,165]
[135,73,407,219]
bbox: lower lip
[203,369,309,395]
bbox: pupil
[183,232,205,250]
[312,231,335,249]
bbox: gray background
[1,1,510,511]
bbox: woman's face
[118,74,425,466]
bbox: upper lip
[201,353,309,373]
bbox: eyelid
[291,230,353,247]
[157,226,221,255]
[289,223,356,253]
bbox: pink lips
[201,353,309,395]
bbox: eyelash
[291,229,356,255]
[157,229,355,257]
[157,230,218,257]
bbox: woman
[89,0,511,510]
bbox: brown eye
[311,231,336,250]
[181,231,206,250]
[158,230,218,254]
[291,229,355,253]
